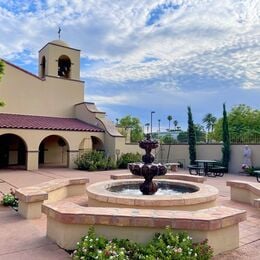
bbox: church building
[0,39,129,170]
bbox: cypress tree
[222,103,230,170]
[188,106,196,164]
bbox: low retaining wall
[110,173,206,183]
[227,180,260,209]
[15,177,89,219]
[42,202,246,256]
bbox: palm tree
[202,113,216,142]
[167,115,173,131]
[145,123,150,134]
[173,120,178,130]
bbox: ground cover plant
[72,226,213,259]
[75,151,116,171]
[1,189,18,210]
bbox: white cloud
[85,94,132,106]
[0,0,259,125]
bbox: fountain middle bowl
[86,179,219,211]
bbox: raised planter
[15,177,89,219]
[42,201,246,256]
[227,180,260,209]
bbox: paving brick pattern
[0,168,259,259]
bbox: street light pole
[158,119,161,135]
[151,111,155,136]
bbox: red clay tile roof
[0,113,104,132]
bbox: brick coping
[227,180,260,196]
[42,201,246,231]
[110,173,205,183]
[15,177,89,203]
[87,179,218,207]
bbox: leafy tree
[160,133,175,144]
[222,103,230,169]
[118,115,143,142]
[177,131,188,143]
[167,115,172,131]
[194,124,206,142]
[187,107,196,164]
[177,124,206,143]
[212,104,260,143]
[0,59,4,107]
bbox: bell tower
[38,40,80,81]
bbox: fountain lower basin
[87,179,218,211]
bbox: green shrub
[75,151,116,171]
[1,189,18,208]
[72,226,213,260]
[245,166,260,176]
[117,153,141,169]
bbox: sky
[0,0,259,132]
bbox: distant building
[0,40,130,170]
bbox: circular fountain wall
[87,179,218,211]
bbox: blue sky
[0,0,259,132]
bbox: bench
[42,202,246,256]
[164,162,180,172]
[226,180,260,209]
[188,165,204,175]
[110,173,206,183]
[15,177,89,219]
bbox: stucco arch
[91,136,104,151]
[38,135,69,168]
[0,133,28,169]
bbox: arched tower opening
[58,55,71,78]
[40,56,46,78]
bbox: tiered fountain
[128,134,167,195]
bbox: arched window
[40,56,46,78]
[58,55,71,78]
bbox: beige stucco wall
[0,62,84,118]
[110,143,260,174]
[46,217,239,256]
[159,144,260,173]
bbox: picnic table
[254,170,260,183]
[195,160,217,176]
